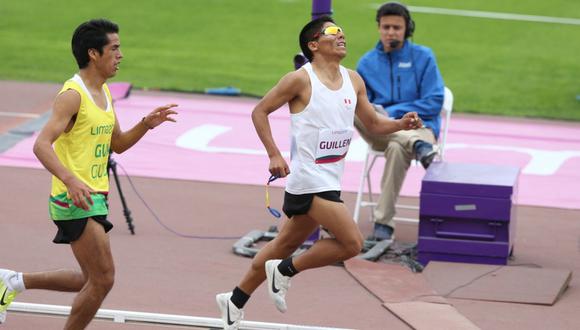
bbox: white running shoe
[0,269,19,325]
[216,292,243,330]
[265,259,291,313]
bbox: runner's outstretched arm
[110,103,178,154]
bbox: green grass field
[1,0,579,120]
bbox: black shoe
[414,141,437,169]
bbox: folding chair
[353,87,454,223]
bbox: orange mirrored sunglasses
[312,26,343,40]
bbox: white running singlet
[285,63,357,194]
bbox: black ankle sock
[278,258,299,277]
[230,287,250,309]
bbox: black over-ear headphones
[376,2,416,39]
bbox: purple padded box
[417,162,520,266]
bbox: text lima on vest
[91,124,114,135]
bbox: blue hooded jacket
[357,40,444,138]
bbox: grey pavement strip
[0,111,51,153]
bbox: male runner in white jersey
[0,19,177,329]
[216,16,421,329]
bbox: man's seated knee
[386,139,407,156]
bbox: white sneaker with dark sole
[265,259,291,313]
[0,269,19,325]
[216,292,243,330]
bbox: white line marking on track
[369,4,580,25]
[0,111,41,119]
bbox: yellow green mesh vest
[49,74,116,220]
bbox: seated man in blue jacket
[355,2,445,240]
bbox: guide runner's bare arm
[33,90,94,210]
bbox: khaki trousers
[354,115,435,228]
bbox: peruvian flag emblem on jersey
[344,98,352,105]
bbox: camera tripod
[108,157,135,235]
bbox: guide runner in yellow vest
[0,19,177,329]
